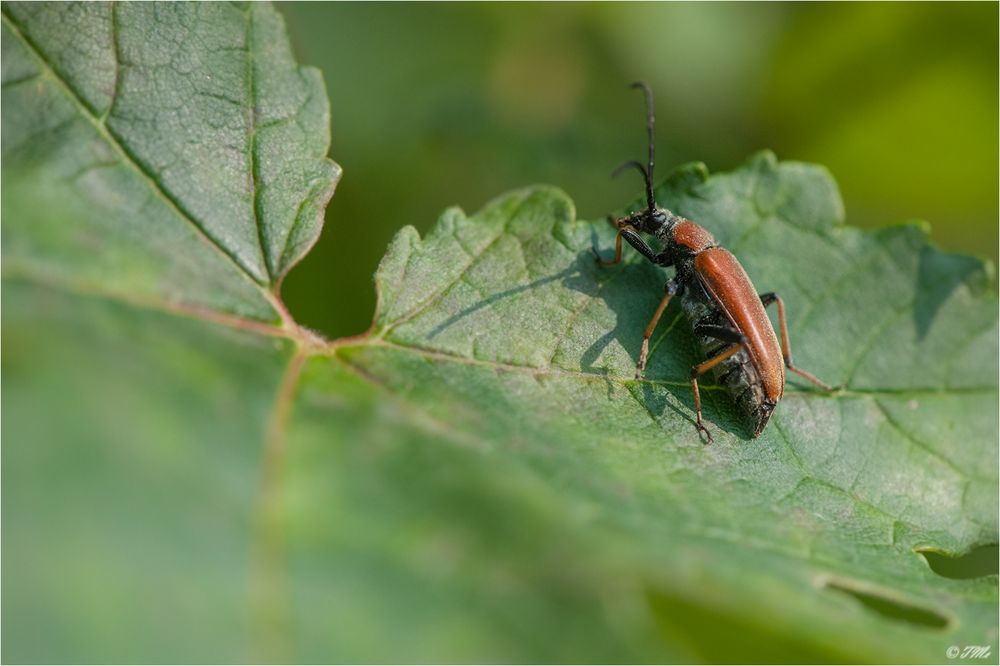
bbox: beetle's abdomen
[694,248,784,402]
[679,288,774,437]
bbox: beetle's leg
[593,215,659,266]
[690,343,744,444]
[620,226,659,263]
[635,280,678,378]
[593,220,627,267]
[759,291,839,391]
[593,215,625,264]
[693,324,746,345]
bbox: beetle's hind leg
[689,343,744,444]
[759,292,840,391]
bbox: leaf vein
[245,4,272,282]
[546,270,622,369]
[873,398,987,482]
[1,8,272,294]
[383,192,535,335]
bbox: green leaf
[1,2,340,320]
[2,4,997,663]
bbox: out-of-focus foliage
[278,2,999,338]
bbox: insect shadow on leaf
[425,262,582,340]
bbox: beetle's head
[631,205,676,235]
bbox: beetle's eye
[643,210,666,231]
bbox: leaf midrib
[18,268,993,492]
[20,262,993,488]
[10,268,997,400]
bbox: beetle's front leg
[592,215,659,266]
[759,291,840,391]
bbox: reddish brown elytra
[594,82,837,443]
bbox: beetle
[594,82,837,442]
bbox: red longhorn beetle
[594,82,837,442]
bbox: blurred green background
[278,2,999,340]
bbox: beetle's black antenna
[631,81,656,213]
[612,159,648,182]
